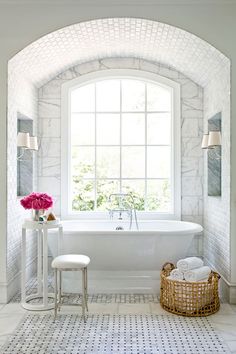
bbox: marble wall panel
[38,58,204,226]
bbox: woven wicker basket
[160,262,220,317]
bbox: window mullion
[145,83,147,210]
[71,110,170,114]
[94,83,97,210]
[120,80,122,193]
[67,74,176,217]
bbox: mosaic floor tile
[0,314,230,354]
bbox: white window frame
[61,69,181,220]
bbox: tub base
[62,270,160,294]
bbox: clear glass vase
[32,209,45,221]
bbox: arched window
[61,70,180,219]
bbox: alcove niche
[17,112,33,196]
[5,18,232,302]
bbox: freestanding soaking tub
[48,220,203,294]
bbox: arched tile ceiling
[9,18,229,87]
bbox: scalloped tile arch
[9,18,229,87]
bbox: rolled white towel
[169,268,185,280]
[177,257,204,272]
[184,266,211,282]
[167,276,185,282]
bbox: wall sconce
[201,131,221,159]
[17,132,38,160]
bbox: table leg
[58,227,63,256]
[82,269,86,322]
[59,271,62,307]
[85,267,88,312]
[21,228,26,303]
[43,227,48,307]
[37,230,43,296]
[54,269,58,320]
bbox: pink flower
[20,192,53,210]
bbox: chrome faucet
[108,193,139,230]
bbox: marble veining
[38,99,61,118]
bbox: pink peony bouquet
[20,192,53,210]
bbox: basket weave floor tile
[1,314,230,354]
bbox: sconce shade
[201,134,209,149]
[28,136,38,151]
[17,132,30,148]
[208,131,221,148]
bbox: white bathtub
[48,220,203,294]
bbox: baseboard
[219,278,236,304]
[0,257,37,304]
[204,257,236,304]
[0,281,8,303]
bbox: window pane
[69,77,174,213]
[97,147,120,178]
[96,114,120,145]
[122,79,145,112]
[146,179,171,212]
[147,146,171,178]
[96,80,120,112]
[71,113,95,145]
[71,84,95,112]
[147,83,171,111]
[122,147,145,178]
[147,113,171,145]
[71,146,95,178]
[122,114,145,145]
[122,180,145,210]
[72,179,95,211]
[96,179,120,211]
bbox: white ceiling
[9,18,229,87]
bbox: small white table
[21,219,63,311]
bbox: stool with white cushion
[51,254,90,321]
